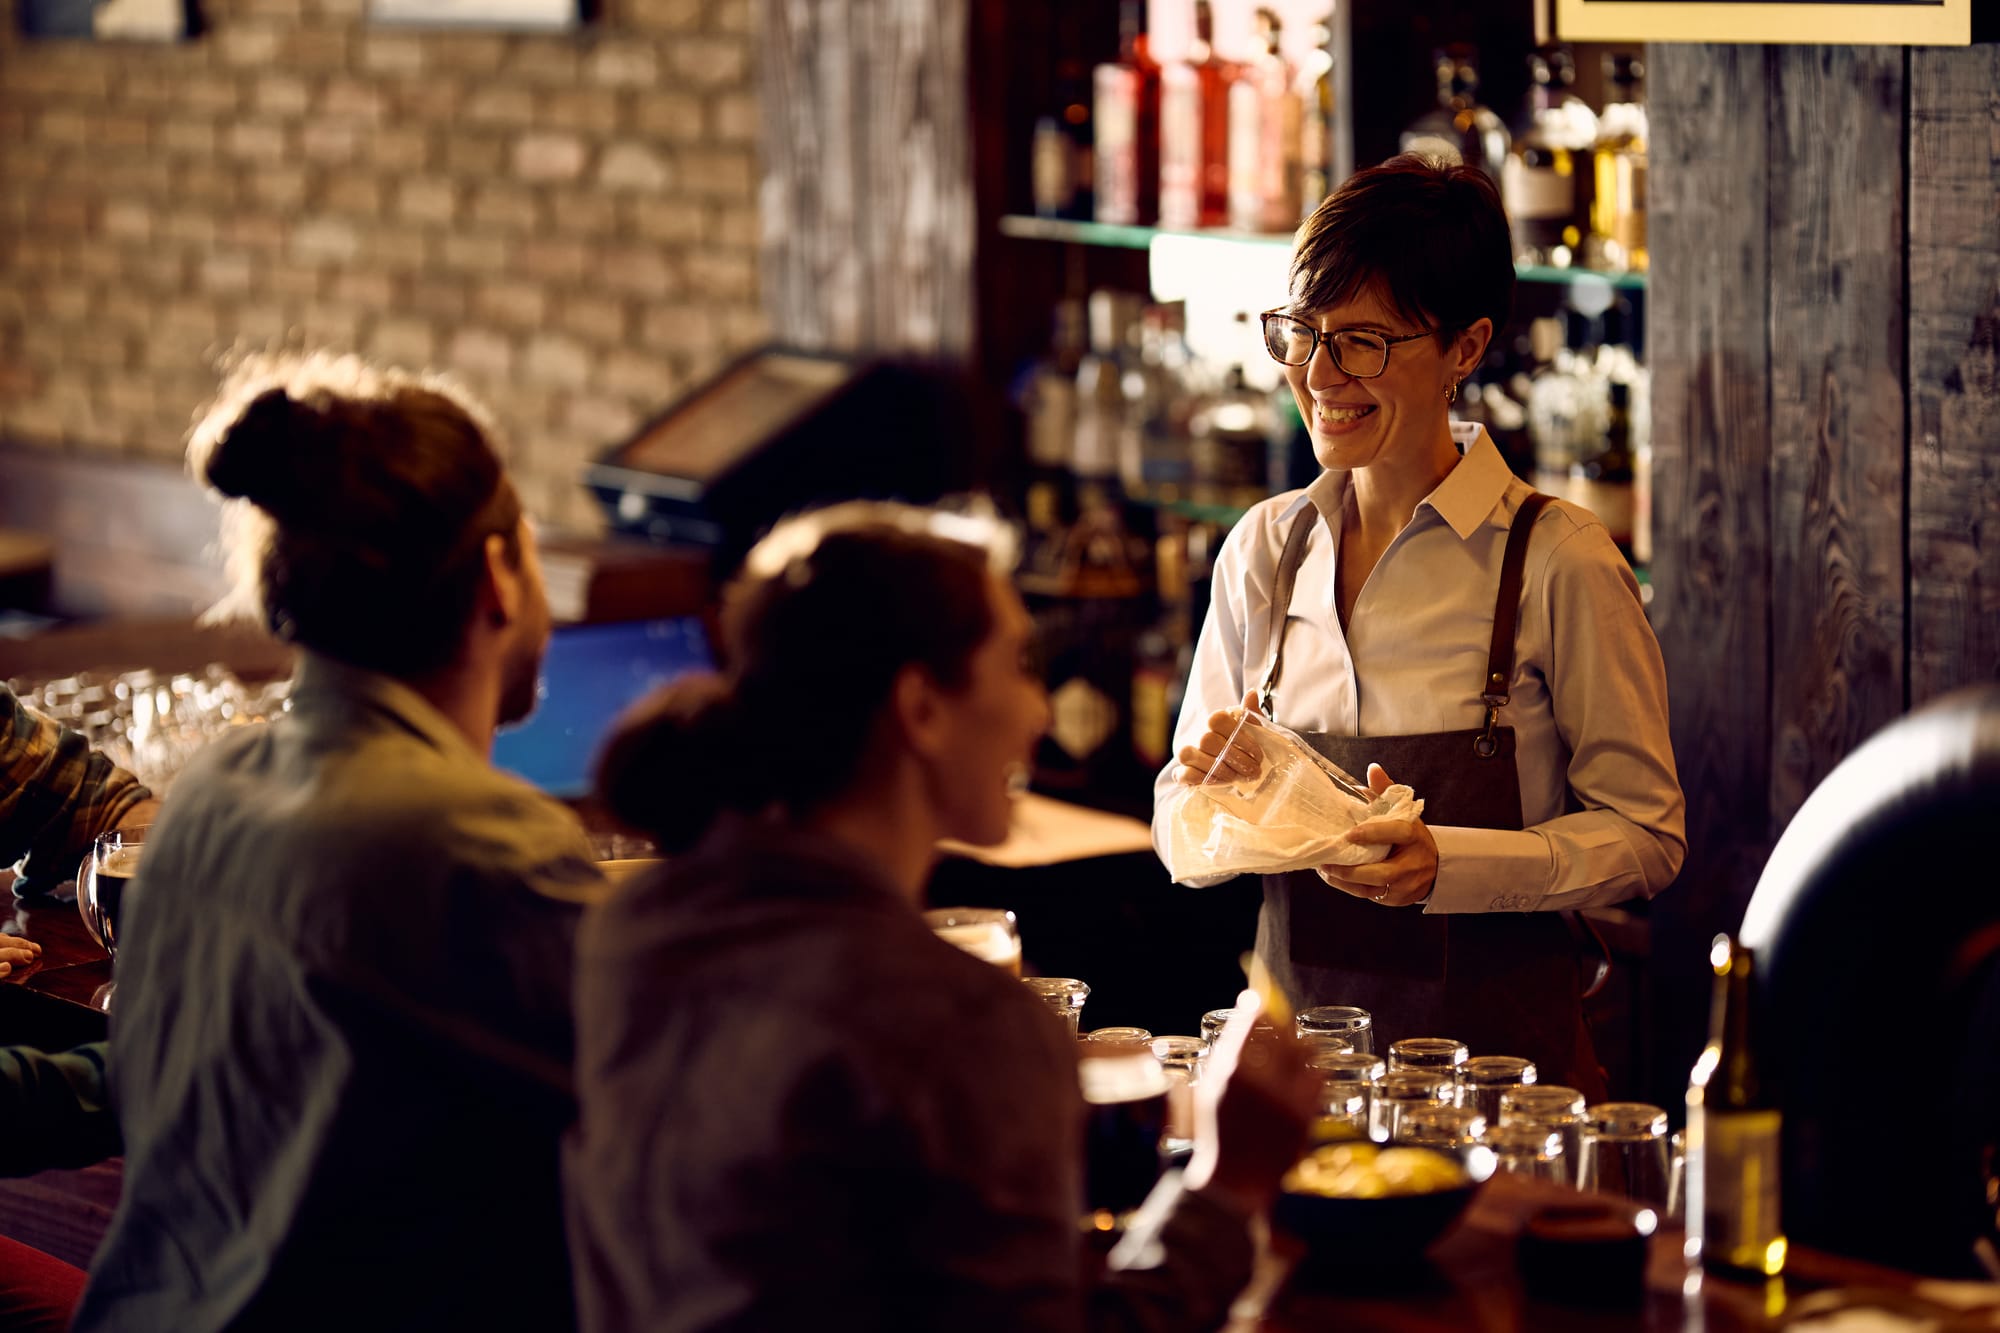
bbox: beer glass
[1459,1055,1537,1121]
[1499,1084,1587,1186]
[1022,977,1090,1036]
[1295,1005,1373,1053]
[1078,1044,1171,1218]
[1579,1102,1673,1209]
[923,907,1021,976]
[1371,1070,1453,1143]
[82,825,148,959]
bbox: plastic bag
[1160,709,1425,885]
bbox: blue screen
[493,616,713,798]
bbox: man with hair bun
[74,354,606,1332]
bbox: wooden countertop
[0,872,113,1049]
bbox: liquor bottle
[1052,17,1096,222]
[1073,290,1139,486]
[1589,54,1648,272]
[1571,379,1636,558]
[1189,365,1275,509]
[1120,301,1196,497]
[1686,935,1787,1278]
[1296,12,1339,220]
[1131,520,1192,770]
[1399,44,1509,185]
[1094,0,1161,225]
[1159,0,1238,229]
[1226,7,1300,233]
[1501,46,1597,267]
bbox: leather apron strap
[1253,492,1601,1095]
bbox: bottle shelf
[996,214,1648,292]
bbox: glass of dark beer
[81,825,148,959]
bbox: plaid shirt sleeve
[1,686,152,896]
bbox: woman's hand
[1174,690,1264,786]
[1315,762,1438,907]
[0,934,43,979]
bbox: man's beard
[497,645,545,728]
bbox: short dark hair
[190,355,522,678]
[1289,153,1515,345]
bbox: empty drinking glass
[1484,1123,1566,1181]
[1371,1070,1454,1143]
[1396,1104,1488,1151]
[1499,1084,1588,1187]
[1199,1008,1235,1048]
[1460,1055,1537,1121]
[1388,1037,1470,1077]
[1023,977,1091,1036]
[1580,1102,1673,1209]
[1151,1036,1205,1161]
[923,907,1022,976]
[1085,1027,1155,1045]
[1296,1005,1373,1053]
[1299,1035,1354,1061]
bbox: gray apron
[1256,492,1604,1098]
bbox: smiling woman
[1151,153,1686,1095]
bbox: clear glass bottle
[1589,53,1648,272]
[1400,44,1509,184]
[1226,6,1299,233]
[1159,0,1237,229]
[1686,936,1786,1278]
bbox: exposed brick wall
[0,0,765,533]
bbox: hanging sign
[1556,0,1971,46]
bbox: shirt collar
[1278,423,1516,542]
[290,650,487,770]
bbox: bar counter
[0,873,112,1050]
[1234,1173,2000,1331]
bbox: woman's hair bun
[200,387,326,521]
[595,673,763,852]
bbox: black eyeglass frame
[1258,311,1440,377]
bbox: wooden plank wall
[1646,40,1999,1099]
[758,0,976,360]
[1909,45,2000,702]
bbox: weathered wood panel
[1908,45,2000,702]
[1642,44,1774,1105]
[1765,47,1908,829]
[1647,45,1774,930]
[759,0,976,360]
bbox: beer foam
[100,846,143,877]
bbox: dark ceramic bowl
[1272,1145,1494,1270]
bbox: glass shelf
[997,215,1647,292]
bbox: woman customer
[1153,155,1685,1094]
[567,502,1313,1332]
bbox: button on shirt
[77,653,605,1333]
[1153,425,1685,915]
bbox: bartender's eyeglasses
[1259,311,1437,378]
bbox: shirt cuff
[1424,825,1553,915]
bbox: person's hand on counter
[1181,990,1317,1216]
[1174,690,1265,786]
[1315,762,1438,908]
[0,934,42,979]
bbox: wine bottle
[1686,935,1788,1278]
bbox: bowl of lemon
[1273,1139,1493,1269]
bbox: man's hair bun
[199,387,329,524]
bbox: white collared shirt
[1151,423,1687,914]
